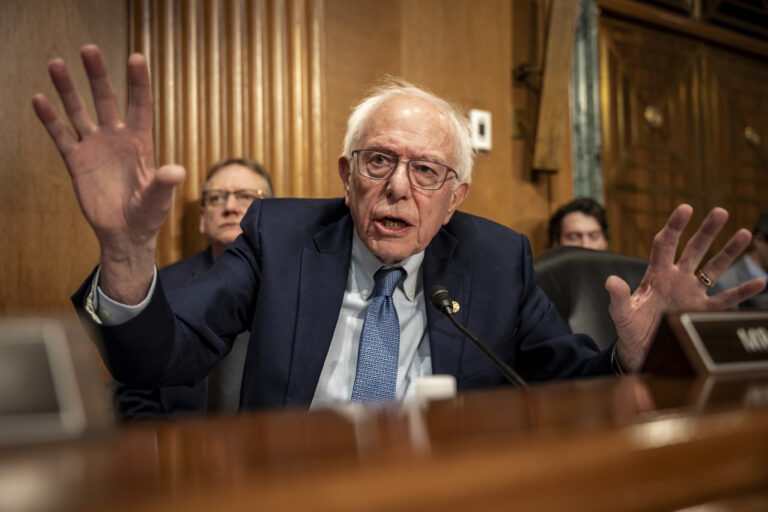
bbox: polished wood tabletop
[3,374,768,512]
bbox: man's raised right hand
[33,45,184,304]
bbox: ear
[442,182,469,225]
[338,156,352,205]
[199,206,206,235]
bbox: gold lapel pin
[451,300,460,314]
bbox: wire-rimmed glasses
[202,189,267,207]
[352,149,458,190]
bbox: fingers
[605,275,632,320]
[81,45,121,127]
[48,58,96,138]
[698,228,752,283]
[125,53,153,132]
[41,45,131,142]
[677,207,729,273]
[709,278,767,310]
[32,94,79,156]
[648,204,693,268]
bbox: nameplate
[642,311,768,377]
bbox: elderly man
[117,158,273,418]
[33,46,764,411]
[548,197,609,250]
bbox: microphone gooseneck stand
[429,285,528,388]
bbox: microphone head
[429,285,453,315]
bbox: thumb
[154,163,186,189]
[606,275,631,321]
[141,164,186,225]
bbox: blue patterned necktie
[351,267,405,402]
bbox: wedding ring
[695,268,714,287]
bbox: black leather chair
[533,246,649,350]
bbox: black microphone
[429,285,528,388]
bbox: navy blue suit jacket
[76,198,614,411]
[114,248,214,419]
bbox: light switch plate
[469,109,492,151]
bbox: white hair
[341,78,474,184]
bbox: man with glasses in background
[198,158,273,259]
[117,158,273,418]
[34,46,763,411]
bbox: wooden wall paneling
[309,0,327,198]
[163,0,183,264]
[0,0,128,313]
[180,1,205,256]
[268,0,290,197]
[704,46,768,237]
[537,0,578,251]
[599,16,707,259]
[511,0,558,253]
[248,0,268,175]
[399,0,525,235]
[599,10,768,259]
[289,0,308,196]
[532,0,579,174]
[597,0,768,59]
[322,0,402,197]
[510,0,539,183]
[285,0,327,199]
[204,1,223,172]
[129,0,326,266]
[230,0,246,159]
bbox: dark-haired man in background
[548,197,609,251]
[117,158,274,419]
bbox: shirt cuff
[84,266,158,326]
[611,344,625,376]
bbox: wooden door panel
[705,47,768,236]
[600,17,704,258]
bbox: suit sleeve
[512,235,614,380]
[71,209,265,388]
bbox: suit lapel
[285,215,353,406]
[423,228,470,378]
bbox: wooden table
[3,374,768,512]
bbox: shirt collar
[350,230,424,302]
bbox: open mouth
[378,216,409,230]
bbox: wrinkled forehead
[359,96,458,162]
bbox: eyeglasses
[202,189,267,207]
[352,149,458,190]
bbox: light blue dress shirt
[310,232,432,409]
